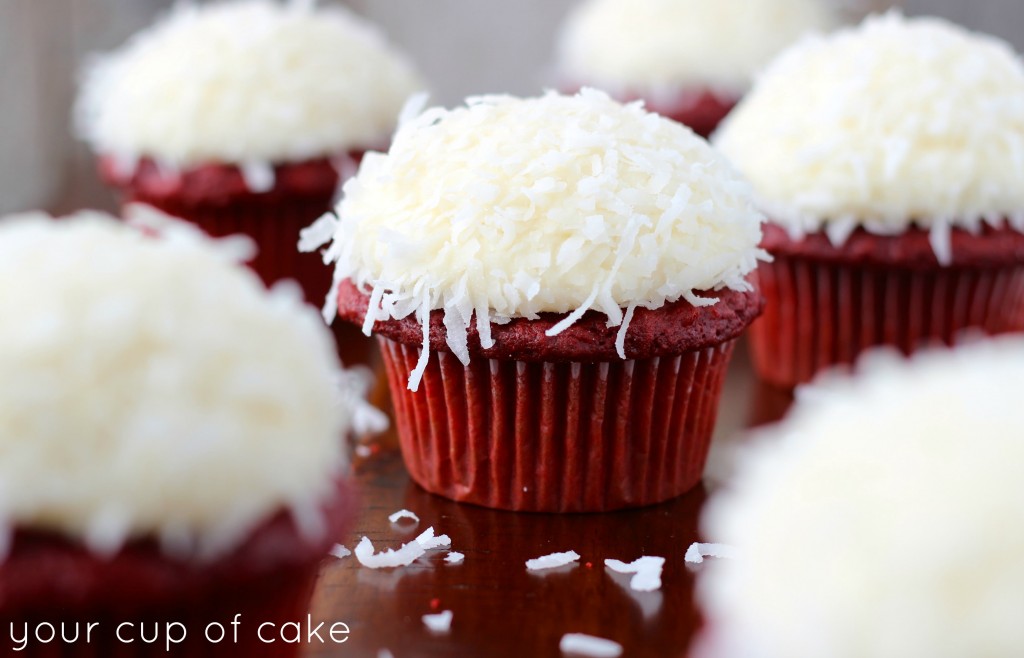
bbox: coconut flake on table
[445,551,465,565]
[388,509,420,525]
[559,633,623,657]
[685,542,738,564]
[422,610,453,634]
[604,556,665,592]
[526,550,581,571]
[354,536,425,568]
[378,650,394,658]
[329,544,351,559]
[415,527,451,550]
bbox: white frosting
[695,339,1024,658]
[558,0,834,97]
[307,89,765,390]
[76,0,424,169]
[0,210,354,559]
[714,12,1024,256]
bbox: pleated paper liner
[379,337,736,513]
[750,256,1024,387]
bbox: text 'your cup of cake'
[556,0,835,138]
[693,339,1024,658]
[0,211,373,658]
[714,12,1024,388]
[303,89,768,513]
[75,0,424,305]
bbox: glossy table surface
[306,345,793,658]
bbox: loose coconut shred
[560,633,624,658]
[388,509,420,525]
[526,550,581,571]
[307,89,765,391]
[422,610,453,634]
[605,556,665,591]
[685,542,739,564]
[354,536,425,568]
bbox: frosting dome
[0,210,356,558]
[558,0,834,96]
[304,89,765,390]
[695,339,1024,658]
[714,13,1024,260]
[76,0,424,169]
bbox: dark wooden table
[306,347,793,658]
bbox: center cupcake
[307,89,766,512]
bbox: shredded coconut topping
[76,0,424,168]
[695,338,1024,658]
[444,551,465,565]
[714,12,1024,258]
[312,89,765,390]
[329,544,351,559]
[559,0,834,96]
[0,211,353,558]
[526,550,581,571]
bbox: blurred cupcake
[0,211,367,657]
[76,0,424,305]
[715,13,1024,387]
[694,339,1024,658]
[557,0,835,137]
[306,89,766,512]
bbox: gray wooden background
[0,0,1018,214]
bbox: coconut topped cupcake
[76,0,423,176]
[558,0,834,101]
[694,340,1024,658]
[306,89,766,389]
[0,210,356,559]
[715,12,1024,255]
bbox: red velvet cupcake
[308,89,767,512]
[556,0,835,137]
[714,13,1024,388]
[0,211,371,656]
[75,0,424,305]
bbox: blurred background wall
[0,0,1021,214]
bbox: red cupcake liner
[139,196,336,306]
[750,256,1024,387]
[378,337,736,512]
